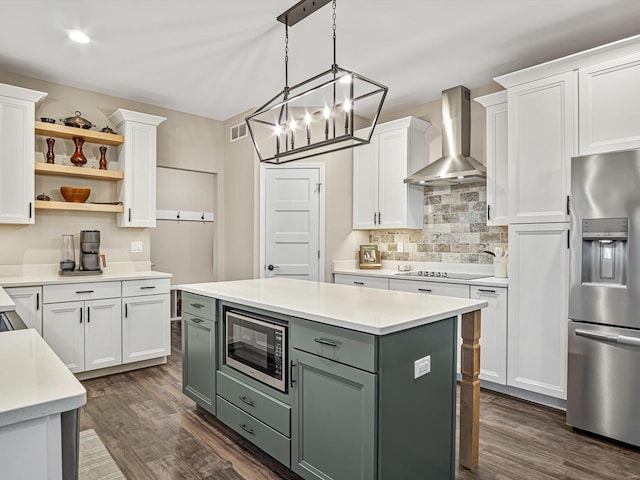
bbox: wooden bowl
[60,187,90,203]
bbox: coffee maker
[80,230,105,273]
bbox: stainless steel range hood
[404,85,486,186]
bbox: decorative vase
[46,137,55,164]
[99,146,107,170]
[70,136,87,166]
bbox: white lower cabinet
[122,293,170,363]
[471,286,507,385]
[507,223,569,399]
[333,273,389,290]
[43,298,121,373]
[5,286,42,334]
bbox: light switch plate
[414,355,431,379]
[397,242,404,253]
[131,241,143,253]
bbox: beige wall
[0,71,224,280]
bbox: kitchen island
[179,278,486,479]
[0,329,86,479]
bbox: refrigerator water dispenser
[581,218,628,286]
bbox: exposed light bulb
[274,124,282,155]
[339,74,352,84]
[323,106,331,140]
[343,99,351,112]
[68,30,91,44]
[289,119,297,130]
[323,106,331,119]
[274,124,282,135]
[343,99,351,134]
[289,119,296,149]
[304,113,311,125]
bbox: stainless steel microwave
[225,310,287,392]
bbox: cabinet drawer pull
[36,293,39,310]
[190,303,205,309]
[80,308,83,324]
[239,396,255,407]
[478,289,496,293]
[314,337,339,347]
[191,317,203,324]
[353,281,365,286]
[239,424,254,435]
[417,288,432,293]
[87,307,90,323]
[76,290,94,294]
[125,304,128,318]
[290,360,296,388]
[140,286,156,290]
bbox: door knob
[268,264,279,271]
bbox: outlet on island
[397,241,404,253]
[131,241,143,253]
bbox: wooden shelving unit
[35,162,124,181]
[34,121,124,147]
[34,200,124,213]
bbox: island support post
[459,309,481,470]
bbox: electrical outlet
[414,355,431,379]
[131,241,143,253]
[397,241,404,253]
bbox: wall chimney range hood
[404,85,486,186]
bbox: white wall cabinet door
[5,286,42,334]
[84,298,122,371]
[109,109,166,228]
[0,95,35,224]
[43,301,85,373]
[475,91,508,226]
[508,72,577,223]
[507,223,569,399]
[352,117,429,230]
[352,135,379,229]
[122,293,170,363]
[471,286,507,385]
[579,51,640,155]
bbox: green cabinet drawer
[217,370,290,437]
[182,292,215,320]
[216,396,290,468]
[291,318,377,373]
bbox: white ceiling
[2,1,640,121]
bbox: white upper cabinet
[475,91,508,226]
[353,117,430,230]
[579,51,640,155]
[507,72,577,224]
[109,109,166,228]
[0,84,47,224]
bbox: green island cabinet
[181,297,458,480]
[182,292,217,415]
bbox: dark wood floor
[80,321,640,480]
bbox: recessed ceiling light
[68,30,91,44]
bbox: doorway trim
[259,163,326,282]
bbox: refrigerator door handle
[575,329,619,343]
[617,335,640,347]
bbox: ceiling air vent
[230,122,248,142]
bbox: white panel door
[377,129,409,229]
[352,134,379,229]
[508,72,577,223]
[265,167,321,281]
[43,302,85,373]
[471,286,508,385]
[84,298,122,371]
[508,223,569,399]
[5,286,42,334]
[122,293,170,363]
[579,51,640,154]
[0,95,34,224]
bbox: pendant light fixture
[246,0,388,164]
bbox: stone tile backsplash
[369,182,508,264]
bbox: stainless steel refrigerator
[568,148,640,447]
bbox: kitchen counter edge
[333,267,508,287]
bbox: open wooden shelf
[35,162,124,181]
[35,200,124,213]
[34,121,124,147]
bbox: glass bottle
[60,234,76,271]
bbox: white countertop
[0,270,172,288]
[0,329,86,428]
[333,267,509,288]
[179,278,487,335]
